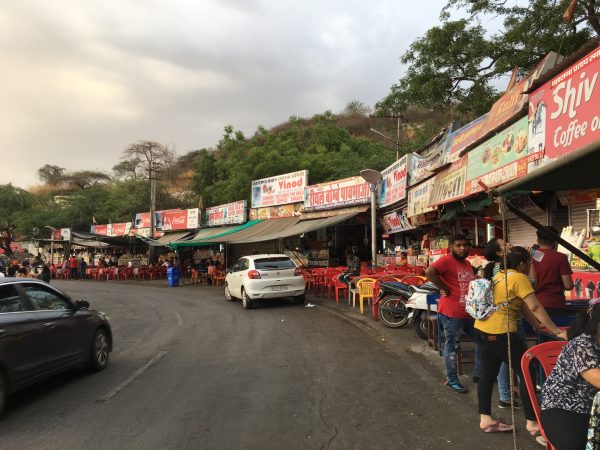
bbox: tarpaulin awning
[156,231,194,245]
[205,207,366,244]
[170,220,262,248]
[498,139,600,194]
[300,205,369,220]
[201,217,301,244]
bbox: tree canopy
[378,0,599,118]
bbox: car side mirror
[75,299,90,309]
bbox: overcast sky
[0,0,450,188]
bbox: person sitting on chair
[339,248,360,286]
[541,299,600,450]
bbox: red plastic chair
[332,275,348,304]
[521,341,567,450]
[325,268,344,299]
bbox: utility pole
[370,113,404,161]
[149,157,157,263]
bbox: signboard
[475,52,561,146]
[251,170,308,208]
[249,202,303,220]
[407,177,437,218]
[110,222,132,236]
[133,209,198,230]
[60,228,71,240]
[205,201,247,226]
[446,114,488,163]
[558,189,600,206]
[381,209,415,234]
[186,208,199,229]
[304,176,370,211]
[409,133,451,185]
[465,116,529,195]
[428,156,468,207]
[378,155,408,208]
[528,46,600,172]
[92,225,108,236]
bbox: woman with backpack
[475,247,566,435]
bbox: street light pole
[359,169,383,268]
[369,127,400,161]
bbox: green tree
[378,0,599,117]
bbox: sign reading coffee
[528,46,600,171]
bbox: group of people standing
[426,230,599,449]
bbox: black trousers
[474,329,536,421]
[541,408,589,450]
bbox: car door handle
[42,322,56,328]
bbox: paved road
[0,280,537,449]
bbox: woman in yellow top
[475,247,567,435]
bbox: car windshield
[254,257,295,270]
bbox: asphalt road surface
[0,280,538,450]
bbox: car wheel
[0,370,7,415]
[241,288,253,310]
[88,328,110,372]
[224,283,234,302]
[294,294,305,305]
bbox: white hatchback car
[224,254,306,309]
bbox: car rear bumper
[247,282,305,299]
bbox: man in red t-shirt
[69,255,78,280]
[425,234,475,393]
[532,227,574,312]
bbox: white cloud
[0,0,448,188]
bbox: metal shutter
[507,210,548,247]
[570,201,595,234]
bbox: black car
[0,278,112,413]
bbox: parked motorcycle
[403,282,440,339]
[376,281,414,328]
[377,280,440,339]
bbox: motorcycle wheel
[378,296,410,328]
[412,310,429,340]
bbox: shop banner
[558,189,600,206]
[381,209,415,234]
[378,155,408,208]
[428,156,468,207]
[409,132,451,185]
[476,52,561,144]
[92,225,108,236]
[60,228,71,240]
[249,202,303,220]
[186,208,199,229]
[133,209,177,229]
[109,222,132,237]
[446,114,489,163]
[465,116,529,195]
[205,201,247,226]
[304,176,370,211]
[528,46,600,172]
[409,210,440,226]
[251,170,308,208]
[407,177,437,218]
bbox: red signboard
[93,225,108,236]
[161,210,189,231]
[528,46,600,171]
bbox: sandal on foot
[481,422,513,433]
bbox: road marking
[174,311,184,327]
[96,350,168,403]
